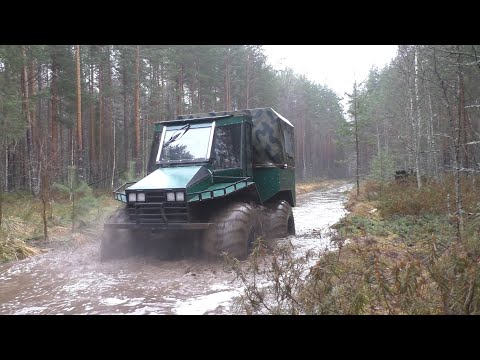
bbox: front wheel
[202,202,262,260]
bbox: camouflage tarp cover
[177,108,294,167]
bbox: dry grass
[312,179,480,314]
[296,179,349,195]
[0,238,41,261]
[349,202,381,220]
[0,191,119,263]
[1,215,36,236]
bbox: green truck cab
[102,107,296,260]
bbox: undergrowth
[0,190,119,263]
[228,176,480,314]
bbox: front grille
[127,190,189,224]
[145,191,167,203]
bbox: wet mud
[0,183,351,315]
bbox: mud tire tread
[268,200,295,238]
[202,202,262,260]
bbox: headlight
[176,191,185,202]
[166,192,175,201]
[128,193,136,202]
[137,193,145,202]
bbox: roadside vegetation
[230,176,480,314]
[0,189,120,263]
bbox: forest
[2,44,480,314]
[1,44,480,247]
[0,45,347,202]
[350,45,480,184]
[2,45,478,196]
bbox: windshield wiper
[163,124,190,148]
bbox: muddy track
[0,183,352,315]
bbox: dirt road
[0,183,351,315]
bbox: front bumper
[104,222,213,230]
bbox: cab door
[211,123,243,178]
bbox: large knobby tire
[202,202,262,260]
[100,208,134,261]
[268,200,295,239]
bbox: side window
[284,128,294,158]
[212,124,241,169]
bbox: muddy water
[0,183,352,315]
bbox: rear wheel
[267,200,295,238]
[202,202,262,260]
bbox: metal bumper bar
[104,222,213,230]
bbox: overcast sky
[263,45,398,107]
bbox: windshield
[159,124,213,162]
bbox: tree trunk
[70,127,74,167]
[37,63,43,142]
[28,57,38,154]
[89,55,95,180]
[4,145,8,192]
[142,115,147,176]
[40,148,49,240]
[457,55,468,170]
[426,91,438,179]
[224,49,231,111]
[111,96,116,189]
[122,60,129,168]
[246,49,250,108]
[76,45,83,176]
[50,50,58,174]
[21,46,40,196]
[175,63,184,117]
[454,47,465,239]
[160,60,166,120]
[134,45,141,164]
[302,108,307,180]
[105,46,113,178]
[196,58,202,112]
[98,55,104,180]
[414,46,422,189]
[354,81,360,197]
[59,118,64,183]
[433,46,464,242]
